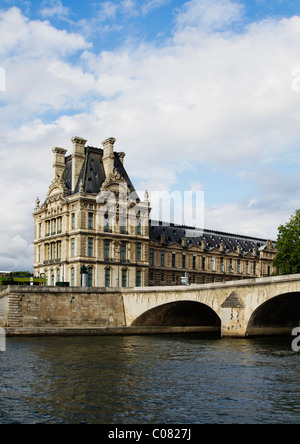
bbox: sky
[1,0,300,271]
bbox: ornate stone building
[33,136,277,287]
[33,137,150,287]
[148,221,277,286]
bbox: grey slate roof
[149,220,275,255]
[62,147,136,195]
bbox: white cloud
[39,0,70,20]
[174,0,244,33]
[2,1,300,268]
[141,0,170,15]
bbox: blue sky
[1,0,300,270]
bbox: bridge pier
[220,308,247,337]
[220,291,247,337]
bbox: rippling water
[0,334,299,424]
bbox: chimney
[102,137,116,178]
[71,137,87,192]
[52,147,67,180]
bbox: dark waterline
[0,334,299,424]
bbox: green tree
[273,210,300,275]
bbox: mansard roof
[62,146,136,195]
[149,220,276,255]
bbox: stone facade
[148,223,277,286]
[33,137,150,288]
[33,136,277,287]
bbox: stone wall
[1,287,125,328]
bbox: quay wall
[0,286,126,329]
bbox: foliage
[12,271,32,277]
[273,210,300,275]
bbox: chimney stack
[71,137,87,192]
[102,137,116,178]
[52,147,67,180]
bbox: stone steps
[7,294,23,327]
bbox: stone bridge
[122,274,300,337]
[1,274,300,338]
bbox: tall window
[53,243,57,260]
[172,252,176,268]
[57,217,62,233]
[71,213,75,229]
[122,269,127,288]
[212,256,216,271]
[71,238,75,257]
[52,219,56,235]
[51,270,55,286]
[104,213,109,232]
[137,243,142,261]
[121,242,127,261]
[104,240,110,260]
[120,216,127,234]
[105,268,111,287]
[46,221,50,236]
[149,249,154,266]
[202,256,206,270]
[88,213,94,229]
[71,268,75,286]
[220,257,224,272]
[160,251,165,267]
[182,254,186,269]
[46,244,50,260]
[88,268,93,287]
[57,241,61,259]
[136,270,142,287]
[88,238,94,257]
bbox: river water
[0,334,299,424]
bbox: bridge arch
[131,300,221,329]
[246,291,300,337]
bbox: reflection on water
[0,334,299,424]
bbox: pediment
[101,169,127,191]
[47,176,68,201]
[48,186,62,197]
